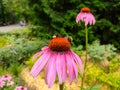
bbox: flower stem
[81,26,88,90]
[59,83,64,90]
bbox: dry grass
[21,68,81,90]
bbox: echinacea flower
[0,79,5,88]
[14,86,27,90]
[76,7,95,26]
[30,37,83,87]
[0,75,12,81]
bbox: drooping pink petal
[76,13,80,23]
[76,13,82,23]
[81,13,86,20]
[32,51,43,60]
[30,49,51,77]
[45,53,57,88]
[69,52,78,80]
[65,52,77,84]
[41,46,49,51]
[31,48,50,70]
[76,12,85,23]
[61,53,67,83]
[70,51,83,74]
[90,14,96,25]
[89,17,93,25]
[84,13,91,26]
[71,58,78,80]
[56,53,62,84]
[86,13,95,25]
[32,46,49,60]
[84,17,89,26]
[0,80,5,88]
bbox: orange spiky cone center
[48,38,71,52]
[81,7,90,12]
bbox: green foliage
[0,36,7,47]
[84,84,101,90]
[100,72,120,89]
[85,65,104,85]
[108,58,120,73]
[0,35,17,48]
[0,67,8,75]
[72,45,83,56]
[0,61,24,76]
[88,40,117,62]
[85,59,120,90]
[1,86,15,90]
[1,0,30,24]
[27,0,120,50]
[29,25,52,39]
[0,38,47,67]
[8,62,24,76]
[25,56,36,70]
[0,29,30,38]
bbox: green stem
[81,26,88,90]
[59,83,64,90]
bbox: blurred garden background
[0,0,120,90]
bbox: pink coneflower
[14,86,27,90]
[30,37,83,87]
[0,79,5,88]
[76,7,95,26]
[1,75,12,81]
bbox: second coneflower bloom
[76,7,96,26]
[14,86,27,90]
[30,37,83,87]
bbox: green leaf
[85,84,101,90]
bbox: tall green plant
[76,7,96,90]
